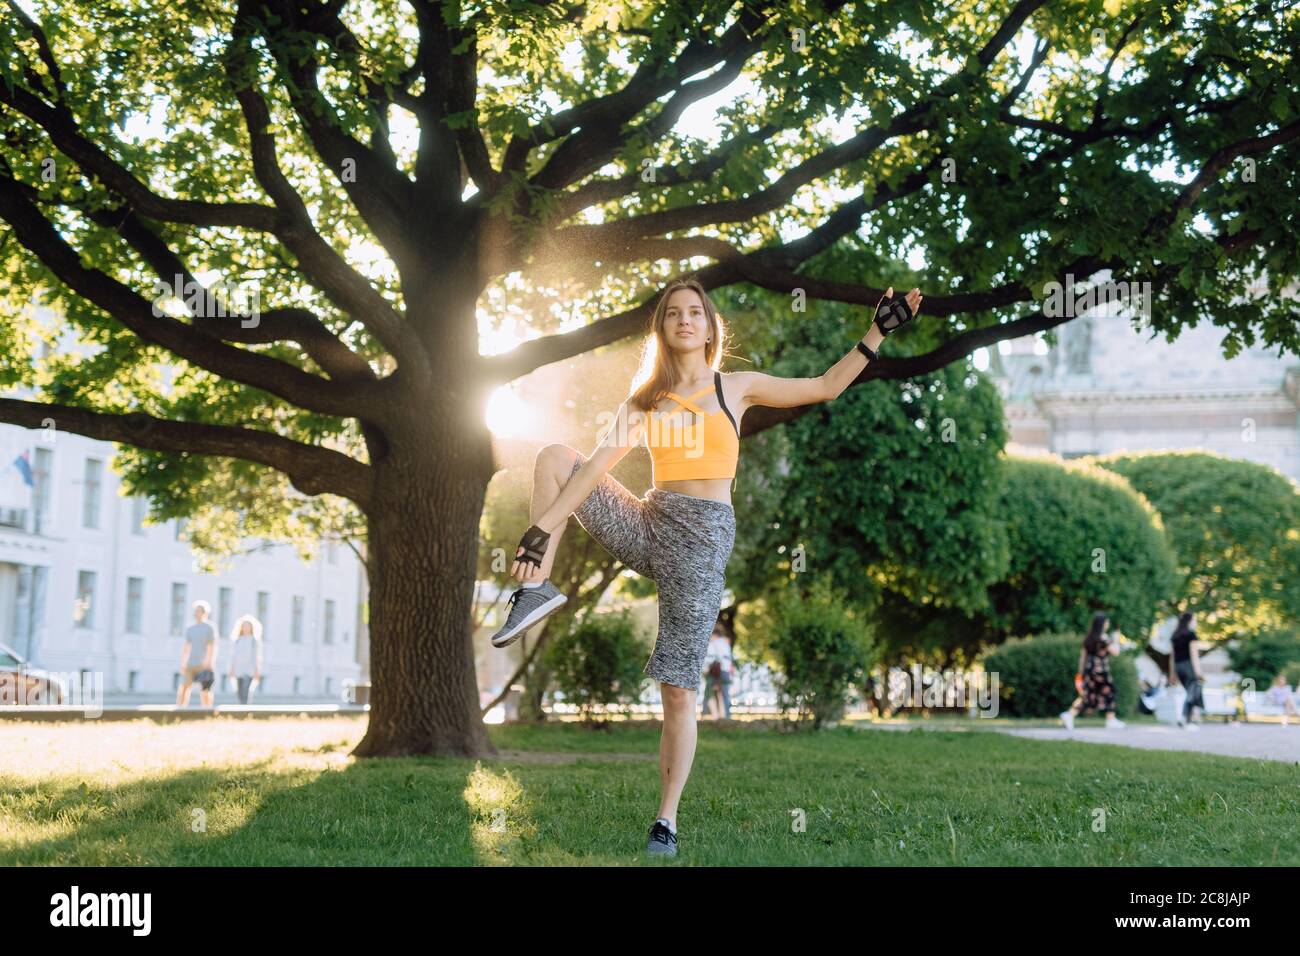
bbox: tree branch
[249,0,416,255]
[540,123,782,227]
[3,0,69,103]
[223,17,430,375]
[0,398,373,509]
[0,81,278,230]
[500,4,769,176]
[0,172,372,419]
[407,0,470,210]
[0,56,419,371]
[81,203,375,383]
[528,21,773,193]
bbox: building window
[324,676,333,696]
[292,675,301,695]
[130,496,147,535]
[82,458,102,529]
[74,571,96,628]
[125,577,144,633]
[218,587,232,638]
[128,671,139,692]
[169,582,187,637]
[323,599,336,645]
[291,596,304,643]
[327,540,339,564]
[173,517,187,542]
[32,448,52,535]
[256,591,270,638]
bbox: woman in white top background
[228,614,265,705]
[701,620,735,720]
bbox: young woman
[700,620,735,720]
[227,614,264,705]
[491,276,923,856]
[1060,612,1126,730]
[1167,611,1204,729]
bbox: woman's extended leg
[656,682,699,828]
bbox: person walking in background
[228,614,264,705]
[1168,611,1204,730]
[1060,611,1126,731]
[177,600,217,707]
[700,621,735,720]
[1266,673,1298,726]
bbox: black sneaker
[490,581,567,648]
[646,820,678,857]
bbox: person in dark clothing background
[1060,611,1126,731]
[1168,611,1205,730]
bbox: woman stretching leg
[492,277,923,856]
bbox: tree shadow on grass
[0,744,673,867]
[0,755,480,866]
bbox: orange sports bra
[645,371,741,482]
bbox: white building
[0,423,365,701]
[986,312,1300,479]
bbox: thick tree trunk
[351,420,498,758]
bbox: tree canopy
[2,0,1297,498]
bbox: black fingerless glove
[873,292,915,335]
[515,524,551,571]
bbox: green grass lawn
[1,716,1295,866]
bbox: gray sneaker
[646,820,678,857]
[490,582,567,648]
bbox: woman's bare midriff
[653,477,733,504]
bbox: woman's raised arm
[734,287,923,410]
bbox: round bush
[757,577,875,728]
[984,632,1138,718]
[542,609,650,719]
[979,457,1179,643]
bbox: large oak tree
[1,0,1297,755]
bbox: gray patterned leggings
[565,452,736,690]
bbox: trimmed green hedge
[979,457,1179,644]
[984,632,1138,718]
[1093,450,1300,641]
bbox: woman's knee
[537,443,579,476]
[660,682,696,711]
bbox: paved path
[995,722,1300,764]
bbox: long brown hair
[627,278,728,413]
[1083,611,1109,655]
